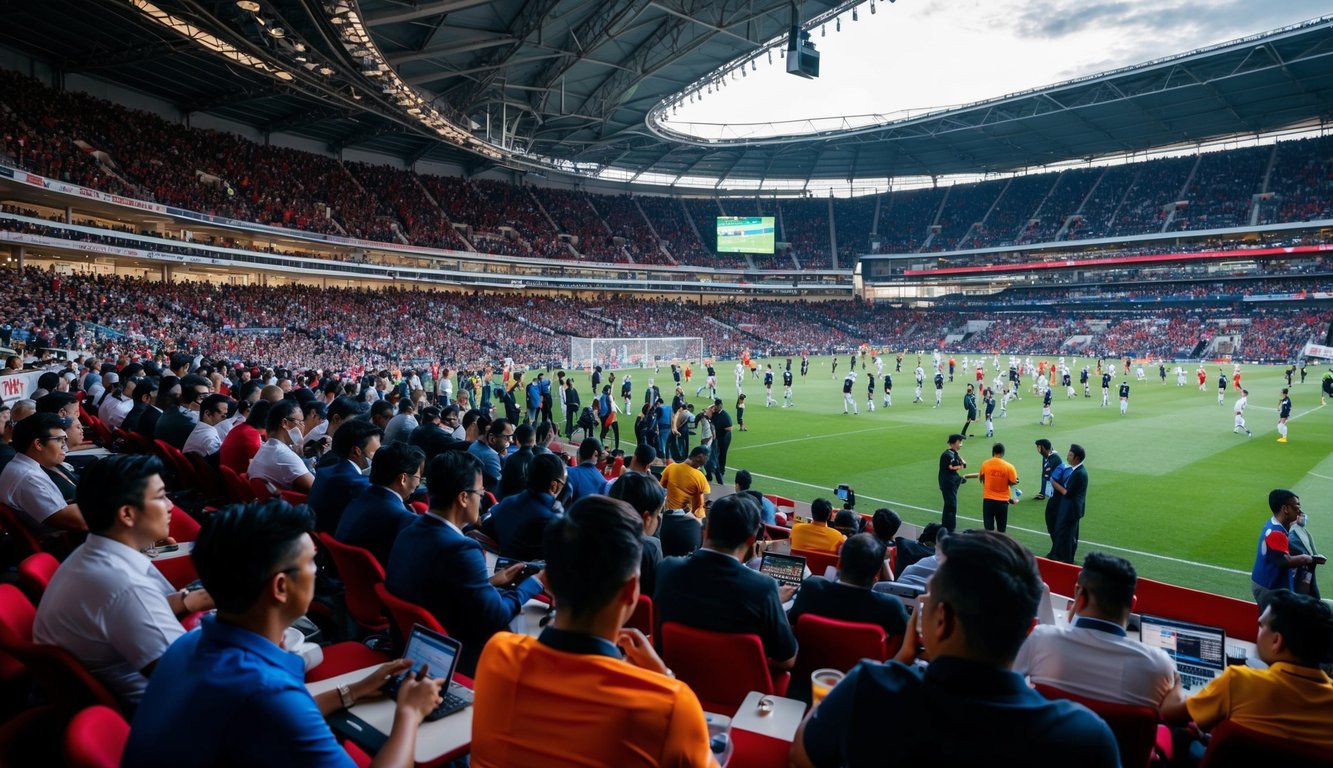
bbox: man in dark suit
[385,451,543,675]
[154,375,212,449]
[407,405,457,463]
[1049,443,1088,563]
[136,376,178,441]
[654,493,797,671]
[120,378,158,434]
[335,442,424,567]
[307,420,381,533]
[787,533,908,638]
[483,452,566,561]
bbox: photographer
[938,434,966,532]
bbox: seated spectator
[335,442,424,567]
[98,377,135,430]
[893,529,949,589]
[892,521,942,573]
[496,423,537,501]
[483,452,566,561]
[218,399,270,476]
[155,374,212,449]
[382,399,418,445]
[123,500,443,767]
[467,418,513,495]
[136,375,178,441]
[655,493,797,670]
[832,509,863,538]
[565,437,609,503]
[790,498,846,554]
[471,495,712,766]
[607,471,666,597]
[788,533,908,638]
[658,504,703,558]
[407,405,456,463]
[735,468,776,524]
[299,400,328,456]
[183,394,234,459]
[247,400,314,495]
[660,446,711,519]
[307,419,380,533]
[1013,552,1176,708]
[791,530,1119,767]
[1161,588,1333,751]
[385,452,543,675]
[313,395,369,469]
[0,413,86,532]
[33,455,214,706]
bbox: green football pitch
[593,356,1331,600]
[717,232,773,253]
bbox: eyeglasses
[39,435,68,445]
[461,488,485,497]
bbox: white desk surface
[146,540,195,561]
[309,665,472,765]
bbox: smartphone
[153,544,181,554]
[1314,554,1328,565]
[834,484,850,502]
[494,557,543,579]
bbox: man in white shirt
[33,454,214,706]
[1233,388,1252,437]
[1013,552,1177,709]
[0,413,86,531]
[98,377,135,429]
[247,400,315,494]
[183,394,234,458]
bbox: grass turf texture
[590,357,1331,600]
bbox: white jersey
[1235,395,1248,416]
[915,366,925,384]
[875,357,884,376]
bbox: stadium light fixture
[821,24,825,37]
[852,7,859,21]
[268,26,285,38]
[836,17,840,32]
[236,0,260,11]
[870,1,876,14]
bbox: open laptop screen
[1138,614,1225,670]
[760,552,806,587]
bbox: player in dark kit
[882,372,893,408]
[1277,388,1292,442]
[1100,372,1112,406]
[841,370,858,414]
[933,371,945,408]
[763,366,776,407]
[1217,371,1227,406]
[961,384,977,437]
[1118,381,1130,415]
[800,355,809,377]
[1080,366,1090,397]
[866,372,877,412]
[782,367,794,407]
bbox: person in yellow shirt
[471,495,714,767]
[660,447,711,519]
[1161,588,1333,753]
[790,498,847,554]
[966,442,1018,533]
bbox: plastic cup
[1225,646,1248,667]
[810,668,844,707]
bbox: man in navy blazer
[482,452,567,561]
[1049,443,1089,563]
[335,442,424,567]
[386,451,543,675]
[307,420,381,533]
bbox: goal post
[570,337,704,370]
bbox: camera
[834,484,855,509]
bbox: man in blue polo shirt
[790,530,1119,767]
[1251,489,1316,602]
[123,500,443,767]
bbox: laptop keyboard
[424,683,473,722]
[1178,664,1215,689]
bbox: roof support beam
[389,36,518,66]
[364,0,493,27]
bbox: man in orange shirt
[661,446,711,519]
[471,495,714,767]
[791,498,847,554]
[970,442,1018,533]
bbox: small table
[308,665,473,766]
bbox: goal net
[570,337,704,370]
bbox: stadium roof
[3,2,1333,185]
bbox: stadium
[0,0,1331,765]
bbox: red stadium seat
[625,594,654,645]
[315,532,389,634]
[791,548,840,579]
[659,622,789,715]
[63,705,130,768]
[374,583,448,640]
[1034,683,1162,768]
[218,466,257,504]
[790,614,892,704]
[1199,720,1333,768]
[0,584,121,714]
[17,552,60,603]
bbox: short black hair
[301,400,327,421]
[1068,443,1086,462]
[369,400,394,420]
[1261,589,1333,665]
[327,395,367,421]
[734,469,754,490]
[370,441,425,487]
[235,380,263,403]
[839,533,886,587]
[1078,552,1137,614]
[810,498,834,523]
[689,445,709,459]
[577,437,601,461]
[608,471,666,517]
[833,509,861,532]
[179,374,211,404]
[35,391,77,415]
[948,433,964,444]
[13,412,66,453]
[871,508,901,541]
[200,394,235,418]
[194,500,314,613]
[513,423,535,446]
[331,418,382,459]
[397,398,416,414]
[427,451,482,510]
[1269,489,1298,515]
[245,399,273,429]
[419,405,442,424]
[266,399,301,433]
[488,418,513,438]
[155,376,181,410]
[77,454,165,533]
[526,452,566,495]
[991,442,1006,456]
[704,493,761,550]
[632,443,656,466]
[1034,438,1052,451]
[933,530,1043,663]
[543,496,644,620]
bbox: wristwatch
[338,684,355,709]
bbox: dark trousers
[716,431,732,481]
[1044,498,1062,555]
[565,404,578,438]
[939,482,958,532]
[703,441,719,482]
[600,420,620,451]
[1050,508,1081,563]
[983,499,1010,532]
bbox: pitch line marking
[746,471,1248,576]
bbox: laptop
[329,624,473,751]
[1138,614,1226,691]
[760,551,807,592]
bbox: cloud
[1015,0,1332,44]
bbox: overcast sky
[663,0,1333,137]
